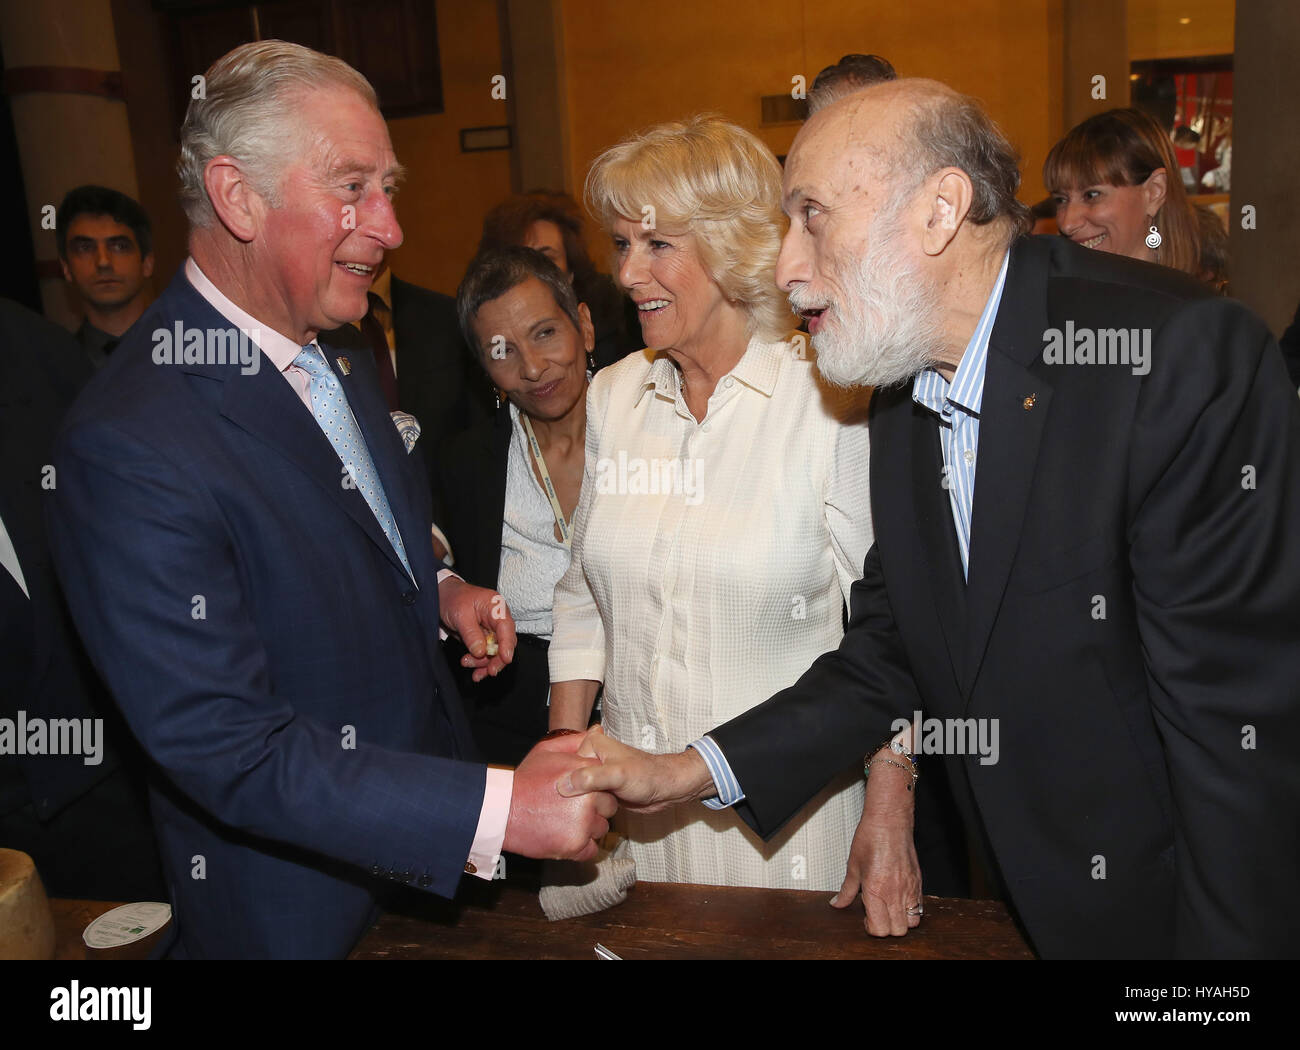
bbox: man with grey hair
[560,78,1300,959]
[45,41,615,958]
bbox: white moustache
[787,288,830,312]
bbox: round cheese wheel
[0,849,56,960]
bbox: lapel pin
[1022,392,1037,411]
[336,356,351,376]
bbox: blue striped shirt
[909,249,1009,579]
[691,250,1010,808]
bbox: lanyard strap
[520,413,572,548]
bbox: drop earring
[586,349,596,379]
[1145,223,1162,250]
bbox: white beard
[796,208,946,389]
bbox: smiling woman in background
[1044,107,1200,275]
[546,115,877,892]
[477,191,638,371]
[436,246,595,765]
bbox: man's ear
[142,252,155,279]
[59,258,71,282]
[1142,167,1169,217]
[921,168,973,256]
[203,156,263,242]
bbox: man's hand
[831,748,922,937]
[438,575,517,681]
[556,726,716,813]
[503,732,618,861]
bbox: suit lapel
[909,401,969,689]
[329,340,429,584]
[166,275,415,582]
[961,238,1054,698]
[221,355,413,581]
[389,277,422,409]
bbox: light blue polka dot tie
[294,345,412,579]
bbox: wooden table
[49,898,143,959]
[350,876,1034,960]
[51,881,1034,959]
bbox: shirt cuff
[465,766,512,880]
[689,735,745,809]
[436,567,461,641]
[548,649,606,685]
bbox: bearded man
[560,78,1300,959]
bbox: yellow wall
[110,0,1237,300]
[561,0,1064,226]
[114,0,509,298]
[1128,0,1234,60]
[385,0,512,295]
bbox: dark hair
[56,185,152,258]
[456,246,584,362]
[477,191,599,300]
[1042,108,1199,274]
[1030,196,1058,221]
[809,54,897,114]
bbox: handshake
[501,726,717,861]
[502,726,924,940]
[440,581,715,862]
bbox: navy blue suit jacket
[45,269,487,958]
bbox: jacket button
[401,590,417,605]
[419,873,432,887]
[401,869,414,883]
[371,864,384,876]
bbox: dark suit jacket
[45,270,487,958]
[1,299,164,900]
[1,300,111,816]
[1278,298,1300,389]
[392,276,492,490]
[711,236,1300,959]
[435,407,552,765]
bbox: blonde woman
[548,115,873,890]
